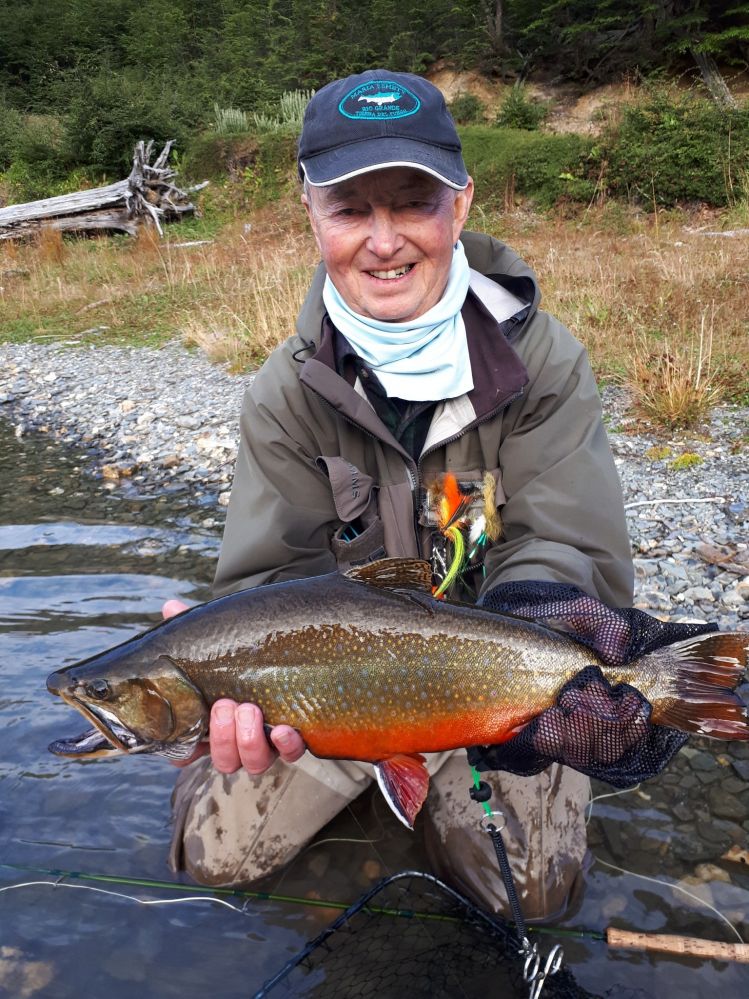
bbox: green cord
[469,763,493,817]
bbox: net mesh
[470,582,717,787]
[477,581,715,668]
[253,871,598,999]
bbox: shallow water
[0,421,747,998]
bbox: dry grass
[0,203,317,363]
[1,198,747,424]
[627,309,720,428]
[180,243,317,370]
[476,204,749,416]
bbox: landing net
[253,871,597,998]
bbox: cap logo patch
[339,79,420,121]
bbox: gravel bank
[1,340,748,630]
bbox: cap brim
[300,136,468,191]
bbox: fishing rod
[2,862,748,962]
[0,861,586,934]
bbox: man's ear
[452,176,474,242]
[301,190,323,253]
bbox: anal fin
[375,753,429,829]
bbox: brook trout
[47,559,748,826]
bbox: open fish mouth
[48,694,144,758]
[48,693,202,761]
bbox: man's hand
[162,600,306,773]
[467,665,688,788]
[470,580,716,787]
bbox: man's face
[302,167,473,323]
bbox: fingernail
[237,704,257,734]
[276,733,294,750]
[215,704,235,725]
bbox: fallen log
[0,140,207,241]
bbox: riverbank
[1,339,747,630]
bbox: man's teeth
[369,264,413,280]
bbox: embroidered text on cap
[339,79,420,121]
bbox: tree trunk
[692,49,738,109]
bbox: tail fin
[653,633,748,739]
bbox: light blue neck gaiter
[322,242,474,402]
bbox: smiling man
[168,71,637,921]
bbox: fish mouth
[48,692,145,758]
[48,691,202,761]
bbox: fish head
[47,650,208,761]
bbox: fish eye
[85,679,111,700]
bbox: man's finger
[235,703,278,775]
[210,699,243,773]
[270,725,306,763]
[162,599,190,620]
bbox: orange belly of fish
[299,704,535,763]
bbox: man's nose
[366,209,404,258]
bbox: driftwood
[0,140,208,241]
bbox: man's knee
[169,754,371,886]
[424,756,590,921]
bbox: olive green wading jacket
[214,231,633,607]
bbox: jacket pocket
[316,457,386,570]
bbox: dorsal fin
[345,557,433,592]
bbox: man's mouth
[367,264,414,280]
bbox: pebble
[691,862,732,884]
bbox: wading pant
[169,750,589,922]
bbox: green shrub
[449,92,485,125]
[496,84,548,131]
[0,114,74,200]
[183,129,297,205]
[460,126,595,209]
[601,89,749,207]
[65,72,187,177]
[251,89,314,133]
[0,104,23,170]
[213,104,249,134]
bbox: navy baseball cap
[298,70,469,190]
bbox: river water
[0,421,747,998]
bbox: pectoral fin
[375,753,429,829]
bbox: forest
[0,0,747,178]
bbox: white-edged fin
[374,753,430,830]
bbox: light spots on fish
[207,622,549,759]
